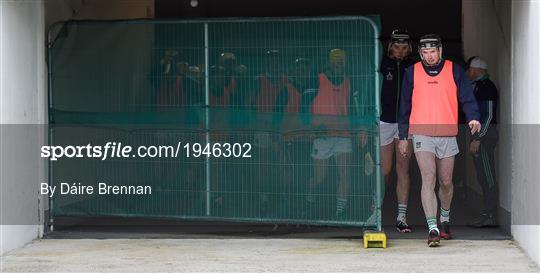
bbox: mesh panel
[49,17,383,228]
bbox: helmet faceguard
[418,34,443,66]
[219,52,237,73]
[264,49,281,75]
[388,29,412,59]
[329,48,346,74]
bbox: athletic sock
[427,216,439,233]
[397,203,407,223]
[336,197,347,214]
[440,207,450,223]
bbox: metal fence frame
[47,16,382,230]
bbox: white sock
[397,203,407,222]
[440,207,450,223]
[336,197,347,214]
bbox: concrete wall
[511,0,540,265]
[462,0,512,230]
[0,0,155,256]
[463,0,540,266]
[0,0,94,256]
[0,0,46,255]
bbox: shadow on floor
[46,216,509,241]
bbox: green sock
[336,197,347,214]
[427,216,438,232]
[440,207,450,223]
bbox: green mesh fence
[48,17,383,229]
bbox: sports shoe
[396,220,413,233]
[469,213,498,228]
[427,229,440,247]
[440,221,453,240]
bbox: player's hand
[469,140,480,156]
[469,120,481,135]
[398,140,409,158]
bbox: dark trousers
[472,138,498,213]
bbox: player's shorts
[311,137,352,160]
[412,135,459,159]
[380,121,399,146]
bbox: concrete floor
[1,182,528,273]
[1,237,539,272]
[1,182,533,273]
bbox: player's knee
[421,179,436,191]
[439,176,453,188]
[421,171,436,183]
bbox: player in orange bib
[303,49,357,217]
[398,34,481,247]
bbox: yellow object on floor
[363,230,387,248]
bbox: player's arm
[272,84,289,128]
[475,82,498,140]
[348,75,371,147]
[299,75,319,115]
[245,76,260,110]
[473,100,494,140]
[398,66,414,140]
